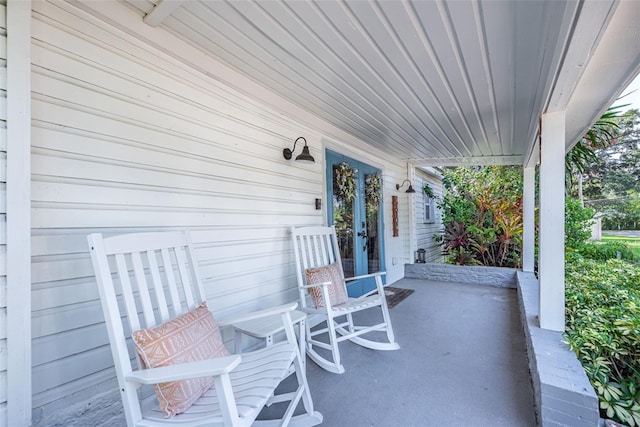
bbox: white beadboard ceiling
[117,0,640,167]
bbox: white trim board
[6,0,32,425]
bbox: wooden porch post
[522,166,536,273]
[7,0,32,424]
[539,112,565,331]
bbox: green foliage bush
[565,197,595,249]
[437,166,523,267]
[437,173,598,267]
[575,241,638,262]
[565,255,640,426]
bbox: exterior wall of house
[414,168,444,263]
[0,2,6,422]
[28,1,414,423]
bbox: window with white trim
[424,193,435,223]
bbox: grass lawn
[601,234,640,259]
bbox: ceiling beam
[407,155,524,167]
[143,0,185,27]
[524,122,540,169]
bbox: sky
[612,73,640,111]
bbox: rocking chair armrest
[348,272,388,299]
[125,354,242,385]
[300,281,332,290]
[344,271,386,282]
[218,302,299,326]
[361,287,385,298]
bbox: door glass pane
[365,173,380,274]
[332,165,355,278]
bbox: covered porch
[3,0,640,426]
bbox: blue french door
[326,150,385,297]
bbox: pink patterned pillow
[305,261,349,308]
[132,301,230,417]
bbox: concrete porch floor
[295,278,537,426]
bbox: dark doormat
[382,287,414,308]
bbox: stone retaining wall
[517,271,599,426]
[405,263,517,288]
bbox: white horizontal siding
[29,5,321,404]
[415,169,444,263]
[0,372,5,406]
[30,0,410,417]
[0,0,6,422]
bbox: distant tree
[566,105,624,189]
[581,109,640,229]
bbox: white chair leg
[346,312,355,334]
[281,312,323,426]
[292,343,316,418]
[326,314,342,372]
[304,313,346,374]
[213,374,241,427]
[381,303,396,344]
[376,277,397,345]
[298,318,306,370]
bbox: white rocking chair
[291,226,399,374]
[87,231,322,427]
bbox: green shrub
[565,256,640,426]
[437,166,523,268]
[565,198,595,249]
[602,235,640,261]
[575,242,638,262]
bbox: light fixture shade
[295,145,315,163]
[396,179,416,193]
[283,137,315,163]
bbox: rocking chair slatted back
[292,226,341,309]
[101,231,205,333]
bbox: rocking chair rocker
[291,226,399,374]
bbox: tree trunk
[578,174,584,207]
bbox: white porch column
[539,112,565,331]
[407,162,417,262]
[522,166,536,272]
[7,0,32,424]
